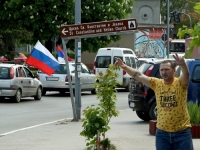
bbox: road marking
[0,118,70,137]
[0,109,130,137]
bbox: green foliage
[160,0,199,25]
[68,51,75,59]
[177,2,200,58]
[52,51,57,58]
[31,69,38,75]
[80,64,121,149]
[100,138,116,150]
[0,0,134,52]
[22,52,30,57]
[188,101,200,125]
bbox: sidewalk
[0,109,199,150]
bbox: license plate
[46,77,59,81]
[129,102,135,108]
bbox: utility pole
[167,0,170,58]
[75,0,82,120]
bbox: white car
[137,58,157,68]
[0,63,42,103]
[37,62,96,95]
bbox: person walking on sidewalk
[115,54,194,150]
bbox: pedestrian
[115,54,194,150]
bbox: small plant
[188,100,200,125]
[80,64,121,150]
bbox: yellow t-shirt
[150,77,191,132]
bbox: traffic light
[171,10,182,23]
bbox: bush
[188,100,200,125]
[80,64,121,150]
[22,52,30,57]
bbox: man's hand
[114,57,126,69]
[173,53,189,85]
[173,53,185,66]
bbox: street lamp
[170,10,192,29]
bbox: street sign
[60,19,137,38]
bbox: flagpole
[61,39,77,121]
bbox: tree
[160,0,200,30]
[0,28,33,59]
[178,2,200,57]
[0,0,134,52]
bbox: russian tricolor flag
[26,41,60,75]
[57,45,65,63]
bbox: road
[0,90,130,134]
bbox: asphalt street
[0,109,199,150]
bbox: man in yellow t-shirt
[115,54,193,150]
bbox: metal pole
[61,38,77,121]
[167,0,170,58]
[75,0,81,120]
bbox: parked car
[128,59,200,121]
[0,56,8,62]
[0,53,27,64]
[164,53,185,59]
[14,53,27,63]
[175,59,200,103]
[128,59,175,121]
[0,63,43,103]
[36,62,96,95]
[137,58,157,68]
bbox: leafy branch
[177,2,200,58]
[80,64,121,150]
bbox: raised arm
[173,54,189,85]
[115,57,150,87]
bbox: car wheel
[42,90,46,96]
[125,82,130,92]
[34,87,42,100]
[91,88,97,94]
[13,89,21,103]
[149,102,157,120]
[136,111,151,121]
[0,97,5,101]
[59,91,65,95]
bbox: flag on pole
[57,44,73,62]
[26,40,60,75]
[57,44,65,63]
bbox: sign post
[74,0,81,120]
[60,18,138,121]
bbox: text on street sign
[60,19,137,38]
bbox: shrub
[80,64,121,150]
[188,100,200,125]
[22,52,30,57]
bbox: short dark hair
[160,60,176,69]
